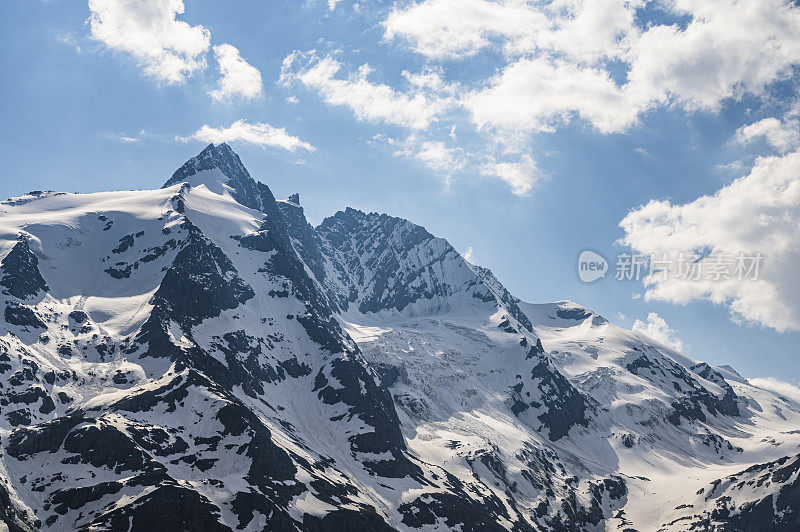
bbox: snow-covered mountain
[1,143,798,531]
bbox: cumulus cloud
[88,0,211,84]
[620,149,800,332]
[383,0,546,60]
[385,0,636,63]
[626,1,800,112]
[178,120,315,152]
[280,50,549,194]
[735,117,800,153]
[384,0,800,134]
[209,44,263,101]
[281,52,450,129]
[466,57,636,134]
[632,312,684,351]
[411,141,463,172]
[87,0,263,104]
[275,1,800,197]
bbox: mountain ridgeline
[0,143,798,531]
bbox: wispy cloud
[178,120,315,152]
[281,51,451,130]
[749,377,800,404]
[102,130,146,143]
[463,246,475,262]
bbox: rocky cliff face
[0,144,797,531]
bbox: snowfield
[0,144,798,531]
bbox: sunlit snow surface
[1,153,799,530]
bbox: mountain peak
[287,192,300,205]
[163,143,246,189]
[163,143,276,213]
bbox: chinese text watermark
[578,251,763,283]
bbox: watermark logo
[613,252,762,282]
[578,250,608,283]
[577,250,763,284]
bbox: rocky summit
[0,144,799,531]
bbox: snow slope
[0,143,798,531]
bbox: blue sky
[2,0,800,380]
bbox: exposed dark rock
[692,362,740,417]
[626,348,738,426]
[675,454,800,531]
[148,221,254,330]
[7,414,85,458]
[83,484,231,532]
[7,409,31,427]
[62,422,152,474]
[399,491,521,531]
[315,358,420,478]
[373,362,406,387]
[0,238,48,299]
[510,360,590,441]
[4,305,45,328]
[303,507,396,531]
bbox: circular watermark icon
[577,250,608,283]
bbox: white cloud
[179,120,315,152]
[402,67,457,95]
[56,31,82,54]
[88,0,211,84]
[748,377,800,404]
[412,140,462,172]
[384,0,639,62]
[466,57,636,134]
[103,130,145,143]
[278,1,800,198]
[394,136,465,179]
[209,44,263,101]
[632,312,684,351]
[384,0,800,134]
[281,52,450,129]
[481,153,539,196]
[620,149,800,332]
[383,0,546,60]
[525,0,640,63]
[56,32,77,45]
[735,117,800,153]
[626,1,800,112]
[464,246,475,262]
